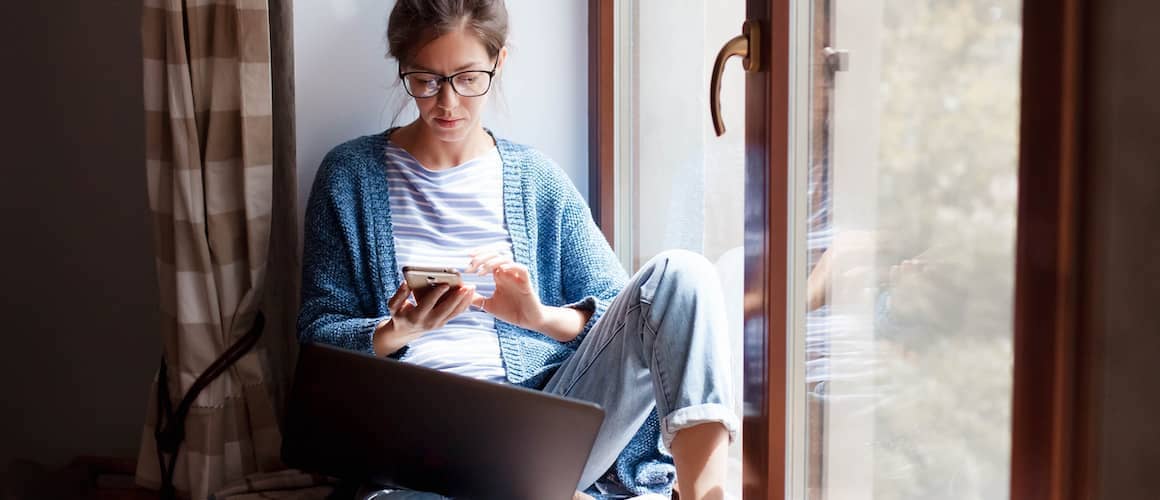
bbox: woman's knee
[650,249,719,291]
[637,250,725,331]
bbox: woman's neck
[391,121,494,170]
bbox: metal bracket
[823,46,850,72]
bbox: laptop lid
[282,343,605,500]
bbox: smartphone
[402,266,463,291]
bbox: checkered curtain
[137,0,283,497]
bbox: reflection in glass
[803,1,1022,499]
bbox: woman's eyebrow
[409,61,490,73]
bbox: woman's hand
[806,230,879,310]
[466,249,545,331]
[373,280,476,356]
[467,249,591,342]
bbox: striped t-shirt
[384,142,511,382]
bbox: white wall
[293,0,589,228]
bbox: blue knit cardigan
[297,130,676,496]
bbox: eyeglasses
[399,59,499,98]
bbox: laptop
[282,342,605,500]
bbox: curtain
[137,0,289,497]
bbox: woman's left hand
[466,249,545,330]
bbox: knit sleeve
[296,155,394,357]
[553,166,629,345]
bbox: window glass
[798,1,1022,498]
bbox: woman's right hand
[372,281,476,356]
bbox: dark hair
[387,0,509,68]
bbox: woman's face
[404,29,505,144]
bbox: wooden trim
[588,0,615,246]
[742,0,788,498]
[1009,0,1097,499]
[807,1,833,492]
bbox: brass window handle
[711,20,762,137]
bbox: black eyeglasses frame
[398,58,500,98]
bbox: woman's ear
[496,46,509,73]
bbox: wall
[0,1,158,469]
[1086,0,1160,497]
[293,0,589,228]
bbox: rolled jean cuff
[660,403,740,449]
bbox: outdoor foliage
[868,1,1022,498]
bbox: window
[793,1,1022,497]
[605,0,1022,498]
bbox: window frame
[587,0,1098,498]
[588,0,615,246]
[1010,0,1099,498]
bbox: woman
[298,1,737,498]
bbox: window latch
[823,46,850,72]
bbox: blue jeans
[369,250,738,498]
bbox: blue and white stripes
[384,143,512,382]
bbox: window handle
[711,20,762,137]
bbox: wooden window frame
[1009,0,1098,499]
[588,0,615,245]
[743,0,789,498]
